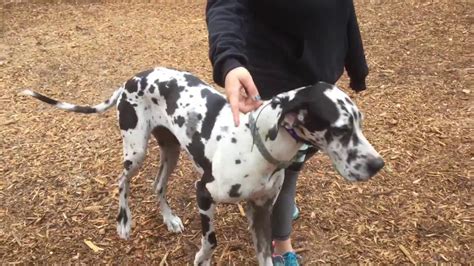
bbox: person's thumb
[240,73,260,102]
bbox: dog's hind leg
[116,127,150,240]
[194,180,217,266]
[152,126,184,233]
[245,198,274,266]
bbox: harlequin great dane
[22,67,384,265]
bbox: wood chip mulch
[1,0,472,264]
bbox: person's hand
[224,67,262,126]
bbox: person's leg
[271,145,319,262]
[271,168,299,255]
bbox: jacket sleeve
[345,1,369,92]
[206,0,250,87]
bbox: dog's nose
[367,157,384,176]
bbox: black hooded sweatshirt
[206,0,369,98]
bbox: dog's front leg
[246,198,274,266]
[194,180,217,266]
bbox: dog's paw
[163,214,184,233]
[116,207,132,239]
[194,252,211,266]
[194,260,211,266]
[117,221,131,239]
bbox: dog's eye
[331,126,351,136]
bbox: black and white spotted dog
[22,67,384,265]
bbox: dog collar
[284,127,305,143]
[248,112,295,169]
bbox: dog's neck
[247,103,304,166]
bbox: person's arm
[206,0,250,86]
[206,0,261,126]
[345,1,369,92]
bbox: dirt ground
[1,0,472,264]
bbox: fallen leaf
[84,239,104,253]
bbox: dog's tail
[20,87,123,114]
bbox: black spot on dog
[231,138,237,143]
[117,207,128,225]
[354,163,362,170]
[235,159,241,164]
[352,134,360,146]
[197,114,202,120]
[151,98,158,105]
[352,109,359,120]
[244,174,249,178]
[158,79,185,115]
[149,84,156,94]
[139,78,148,94]
[159,187,163,194]
[270,97,281,109]
[199,213,210,236]
[228,184,241,197]
[104,99,110,104]
[201,89,226,140]
[347,149,358,164]
[123,160,132,170]
[119,187,123,193]
[135,69,154,78]
[125,78,138,93]
[340,118,354,147]
[208,232,217,248]
[345,97,353,105]
[184,73,206,87]
[216,135,221,141]
[187,132,212,173]
[118,93,138,130]
[72,106,97,113]
[337,99,349,113]
[174,116,185,127]
[265,124,279,141]
[196,180,214,211]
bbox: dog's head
[275,82,384,181]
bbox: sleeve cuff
[218,58,243,86]
[349,77,367,92]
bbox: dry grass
[1,0,472,264]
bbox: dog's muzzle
[366,157,385,177]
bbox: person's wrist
[222,58,243,85]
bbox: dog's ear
[276,95,306,128]
[305,83,340,130]
[278,83,339,131]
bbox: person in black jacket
[206,1,368,265]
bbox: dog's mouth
[348,172,368,182]
[332,161,383,182]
